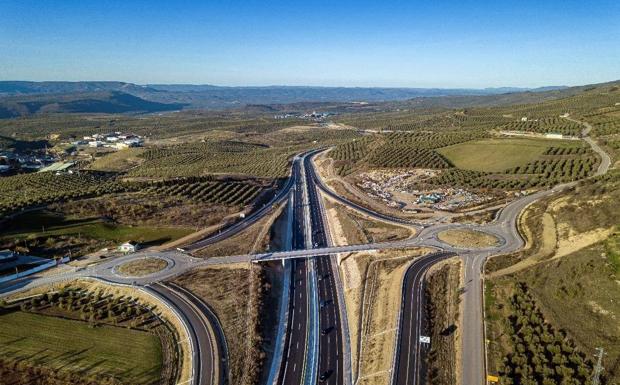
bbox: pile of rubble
[355,169,492,212]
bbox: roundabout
[114,256,172,278]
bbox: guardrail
[0,256,70,284]
[304,258,319,385]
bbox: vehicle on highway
[319,369,333,382]
[319,298,331,308]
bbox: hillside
[0,91,185,118]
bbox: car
[319,370,333,382]
[321,326,333,335]
[320,299,332,308]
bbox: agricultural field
[0,171,131,217]
[329,130,489,176]
[329,131,599,197]
[498,117,582,136]
[485,170,620,384]
[437,138,553,172]
[88,148,146,172]
[0,112,305,142]
[485,282,595,385]
[129,141,293,179]
[0,285,177,385]
[0,209,194,258]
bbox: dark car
[319,369,333,382]
[321,326,333,335]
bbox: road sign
[487,375,499,383]
[420,336,430,344]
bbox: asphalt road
[148,282,219,385]
[278,158,312,385]
[279,259,310,385]
[306,152,422,229]
[305,155,344,385]
[392,251,454,385]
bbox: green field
[2,210,193,244]
[0,311,162,384]
[437,138,578,172]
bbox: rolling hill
[0,91,185,118]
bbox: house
[123,138,143,147]
[114,142,130,150]
[521,117,528,122]
[118,241,140,253]
[88,141,103,147]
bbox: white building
[545,133,564,140]
[118,242,140,253]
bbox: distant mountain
[0,81,161,96]
[0,81,569,111]
[0,91,185,118]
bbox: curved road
[148,282,221,385]
[392,251,455,385]
[0,117,611,385]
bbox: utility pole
[592,347,605,385]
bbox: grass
[173,264,266,385]
[194,203,282,258]
[89,148,145,172]
[437,138,569,172]
[2,210,194,244]
[0,310,162,384]
[116,257,168,277]
[606,231,620,274]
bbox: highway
[305,155,345,385]
[185,154,301,251]
[0,116,611,385]
[277,158,312,385]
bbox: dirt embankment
[339,248,431,384]
[487,190,615,277]
[173,263,269,385]
[323,194,415,246]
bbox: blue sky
[1,0,619,88]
